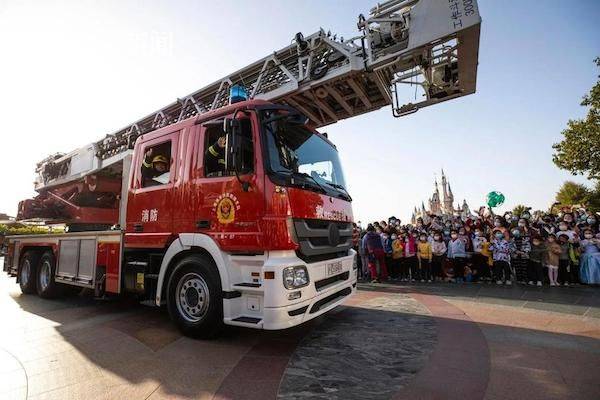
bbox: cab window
[140,141,171,188]
[204,118,254,177]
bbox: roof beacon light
[229,85,248,104]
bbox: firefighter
[205,135,226,175]
[141,148,170,186]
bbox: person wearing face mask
[417,234,433,282]
[391,233,404,281]
[556,220,577,243]
[364,224,389,283]
[472,229,489,281]
[491,218,510,240]
[447,230,467,283]
[431,232,447,282]
[510,227,531,284]
[405,231,419,282]
[489,231,513,285]
[557,234,576,286]
[579,229,600,284]
[546,234,562,286]
[528,236,546,286]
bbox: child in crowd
[391,233,404,280]
[417,233,433,282]
[489,230,512,284]
[431,232,447,282]
[447,230,467,283]
[405,232,419,281]
[557,234,571,286]
[546,234,562,286]
[472,228,488,281]
[511,228,531,283]
[528,236,546,286]
[579,229,600,284]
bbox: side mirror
[223,117,242,172]
[223,115,249,191]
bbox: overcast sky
[0,0,598,223]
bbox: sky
[0,0,598,224]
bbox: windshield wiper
[324,182,352,201]
[272,170,327,194]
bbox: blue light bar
[229,85,248,104]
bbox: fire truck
[3,0,481,338]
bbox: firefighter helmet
[152,155,168,165]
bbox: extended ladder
[35,0,481,191]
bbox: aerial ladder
[20,0,481,226]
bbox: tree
[555,181,591,206]
[588,180,600,212]
[553,58,600,181]
[512,204,529,217]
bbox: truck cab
[122,99,357,336]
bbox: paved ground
[0,270,598,400]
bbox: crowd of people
[352,207,600,287]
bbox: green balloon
[486,191,505,208]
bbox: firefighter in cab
[141,148,170,186]
[205,135,226,176]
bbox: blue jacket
[382,236,393,254]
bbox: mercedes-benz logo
[328,224,340,247]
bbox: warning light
[229,85,248,104]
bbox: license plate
[326,261,343,277]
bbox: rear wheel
[167,254,223,339]
[37,251,61,298]
[19,251,40,294]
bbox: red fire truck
[3,0,481,337]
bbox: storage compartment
[57,238,97,287]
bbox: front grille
[294,218,352,263]
[315,271,349,291]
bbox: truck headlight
[283,266,309,289]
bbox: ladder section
[35,0,481,191]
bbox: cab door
[192,111,265,253]
[126,131,179,249]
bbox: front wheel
[19,251,40,294]
[166,254,223,339]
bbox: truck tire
[19,251,40,294]
[36,251,61,299]
[166,254,223,339]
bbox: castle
[411,170,472,224]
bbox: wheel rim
[39,260,51,291]
[21,259,31,287]
[175,272,210,323]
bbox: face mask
[559,225,567,231]
[451,234,458,239]
[588,218,596,225]
[474,231,481,237]
[434,236,441,241]
[391,235,397,240]
[444,230,450,235]
[518,222,526,228]
[584,234,593,239]
[512,230,520,237]
[495,233,503,239]
[494,221,501,227]
[420,237,427,242]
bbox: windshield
[261,111,349,199]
